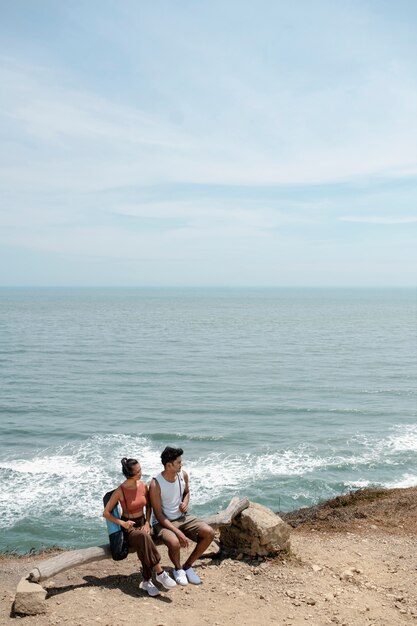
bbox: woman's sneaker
[156,570,177,590]
[139,580,160,596]
[185,566,202,584]
[172,568,188,585]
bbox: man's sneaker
[172,568,188,585]
[156,570,177,590]
[139,580,160,597]
[185,566,202,585]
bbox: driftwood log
[26,497,249,584]
[203,496,249,530]
[27,545,112,583]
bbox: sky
[0,0,416,287]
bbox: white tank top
[151,470,186,523]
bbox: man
[149,446,215,585]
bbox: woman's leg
[127,527,161,581]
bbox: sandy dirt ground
[1,487,416,626]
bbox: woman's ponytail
[121,457,138,478]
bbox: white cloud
[2,39,417,194]
[1,2,417,285]
[340,216,417,225]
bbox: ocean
[0,287,415,554]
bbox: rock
[312,564,323,572]
[220,502,291,557]
[14,578,47,616]
[340,569,355,581]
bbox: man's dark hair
[161,446,183,467]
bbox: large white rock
[14,577,47,615]
[220,501,291,556]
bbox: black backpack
[103,490,129,561]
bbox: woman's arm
[103,487,134,530]
[142,483,151,533]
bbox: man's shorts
[152,514,206,544]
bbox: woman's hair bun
[121,457,139,478]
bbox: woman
[103,457,176,596]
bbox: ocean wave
[1,425,416,532]
[386,473,417,489]
[385,424,417,452]
[147,432,224,442]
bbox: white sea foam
[385,424,417,453]
[0,455,88,477]
[386,473,417,489]
[1,425,417,530]
[0,434,161,529]
[186,448,339,505]
[344,479,373,490]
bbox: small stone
[312,564,323,572]
[286,590,296,598]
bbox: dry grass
[280,486,417,534]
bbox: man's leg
[159,528,181,570]
[183,522,215,569]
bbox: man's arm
[149,478,189,547]
[179,470,190,513]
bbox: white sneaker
[139,580,160,597]
[173,568,188,585]
[156,570,177,590]
[185,566,202,585]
